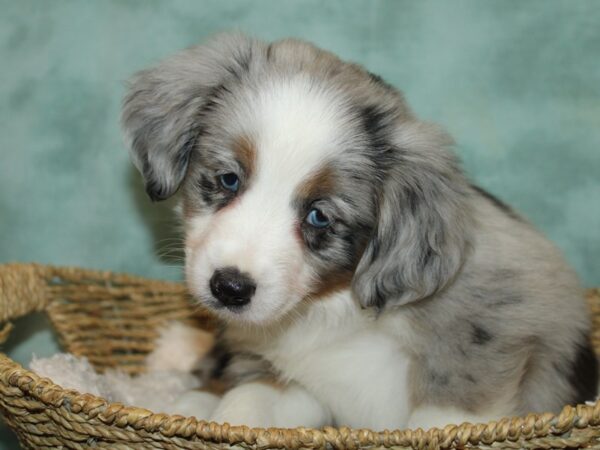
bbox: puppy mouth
[196,293,253,316]
[207,298,250,314]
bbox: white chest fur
[247,291,414,429]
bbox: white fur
[171,390,221,418]
[206,291,415,429]
[164,292,417,429]
[211,381,330,428]
[264,293,412,429]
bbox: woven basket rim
[1,263,600,449]
[2,349,600,449]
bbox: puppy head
[122,33,473,324]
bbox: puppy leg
[146,321,215,373]
[210,381,331,428]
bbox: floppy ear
[352,119,474,309]
[121,33,260,201]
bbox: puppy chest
[267,330,413,428]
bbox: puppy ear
[352,118,474,309]
[121,33,259,201]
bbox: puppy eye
[306,208,330,228]
[219,173,240,192]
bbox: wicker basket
[1,263,600,449]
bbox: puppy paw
[169,389,221,418]
[210,382,330,428]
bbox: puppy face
[122,33,473,324]
[181,77,378,323]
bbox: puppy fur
[123,33,598,429]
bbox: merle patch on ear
[121,33,259,201]
[352,112,474,310]
[136,122,200,201]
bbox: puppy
[122,33,598,429]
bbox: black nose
[210,267,256,308]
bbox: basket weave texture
[1,263,600,450]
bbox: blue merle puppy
[122,33,598,429]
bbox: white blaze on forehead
[206,75,351,278]
[246,75,349,194]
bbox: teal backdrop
[0,1,599,447]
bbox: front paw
[210,382,331,428]
[169,390,221,418]
[210,383,277,427]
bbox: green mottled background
[0,0,599,446]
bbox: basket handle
[0,263,54,344]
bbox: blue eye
[219,173,240,192]
[306,208,330,228]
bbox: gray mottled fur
[122,33,597,417]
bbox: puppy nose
[209,267,256,307]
